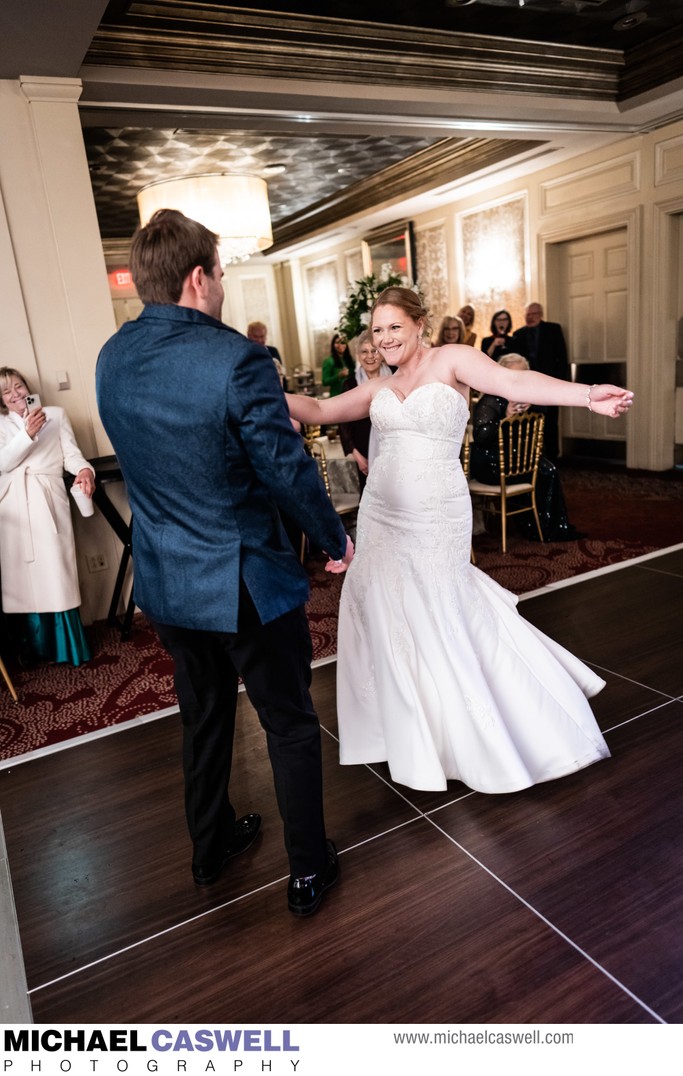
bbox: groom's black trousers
[152,592,327,878]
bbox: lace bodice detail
[370,383,469,459]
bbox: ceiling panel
[85,126,440,238]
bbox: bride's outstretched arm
[450,345,634,419]
[285,382,373,424]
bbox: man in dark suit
[96,209,352,917]
[247,320,288,390]
[512,302,569,461]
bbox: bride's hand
[324,535,354,573]
[587,385,634,419]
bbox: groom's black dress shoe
[287,839,338,916]
[192,813,262,886]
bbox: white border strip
[518,542,683,601]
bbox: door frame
[539,208,641,467]
[651,194,683,471]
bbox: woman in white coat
[0,367,94,666]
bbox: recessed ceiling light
[613,12,648,30]
[262,163,286,176]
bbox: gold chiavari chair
[467,411,545,553]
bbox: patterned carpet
[1,467,681,761]
[0,561,344,762]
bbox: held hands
[587,385,635,419]
[324,534,355,574]
[352,449,369,476]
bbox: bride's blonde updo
[371,286,431,337]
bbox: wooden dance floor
[1,547,682,1024]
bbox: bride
[287,287,633,793]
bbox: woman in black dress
[480,309,515,362]
[469,354,584,542]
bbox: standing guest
[286,286,633,795]
[246,320,288,389]
[97,209,353,917]
[433,315,467,347]
[457,304,477,347]
[0,367,94,666]
[322,333,354,397]
[480,309,515,362]
[513,302,569,461]
[339,331,393,490]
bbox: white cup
[70,483,95,517]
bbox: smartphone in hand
[25,394,42,412]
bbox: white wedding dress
[337,383,610,792]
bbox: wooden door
[553,228,628,448]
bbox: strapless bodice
[370,382,469,461]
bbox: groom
[96,208,353,916]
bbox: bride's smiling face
[371,304,423,365]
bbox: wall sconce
[136,173,273,264]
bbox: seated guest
[433,315,467,347]
[469,354,584,542]
[247,320,288,389]
[339,331,393,490]
[322,334,354,397]
[0,366,94,665]
[480,309,516,361]
[457,304,477,347]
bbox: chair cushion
[332,494,360,514]
[468,480,533,495]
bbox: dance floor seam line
[27,824,445,999]
[586,664,680,703]
[338,815,425,855]
[637,563,683,580]
[601,697,678,736]
[422,816,667,1025]
[26,872,292,998]
[24,808,666,1024]
[26,827,665,1027]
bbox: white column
[0,76,116,457]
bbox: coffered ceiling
[2,0,683,258]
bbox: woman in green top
[322,334,354,397]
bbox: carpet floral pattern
[0,619,177,760]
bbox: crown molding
[269,136,544,252]
[619,23,683,102]
[87,2,621,101]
